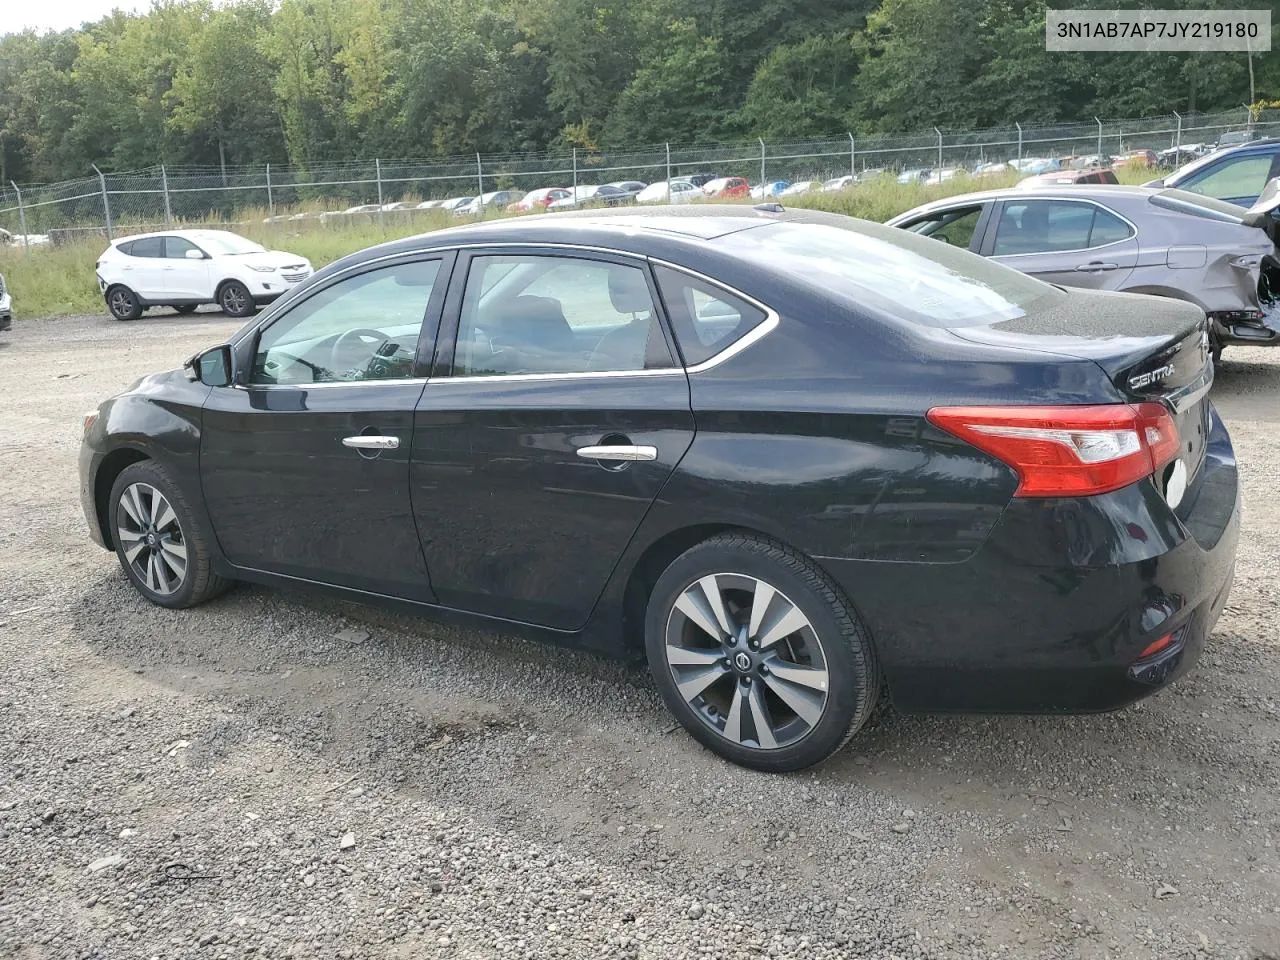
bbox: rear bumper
[820,403,1240,714]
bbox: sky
[8,0,156,33]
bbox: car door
[984,198,1139,290]
[160,235,212,301]
[122,235,167,299]
[410,247,695,629]
[895,203,992,252]
[199,251,455,600]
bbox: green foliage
[0,0,1275,184]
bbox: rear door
[410,247,695,629]
[160,235,212,301]
[985,197,1139,290]
[123,236,167,299]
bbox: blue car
[751,180,790,199]
[1151,137,1280,207]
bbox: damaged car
[887,182,1280,363]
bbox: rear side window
[993,200,1132,255]
[654,266,768,366]
[128,237,163,258]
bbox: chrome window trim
[234,240,782,381]
[232,377,428,392]
[989,196,1138,260]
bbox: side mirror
[185,248,205,260]
[184,345,234,386]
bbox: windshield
[717,218,1065,328]
[195,232,266,256]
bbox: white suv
[96,230,313,320]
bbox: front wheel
[645,534,880,772]
[109,460,232,609]
[218,280,255,318]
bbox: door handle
[1075,261,1118,272]
[576,444,657,462]
[342,435,400,450]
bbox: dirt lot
[1,311,1278,960]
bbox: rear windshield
[717,218,1065,327]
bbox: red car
[508,187,571,212]
[702,177,750,198]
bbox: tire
[108,460,232,609]
[106,285,143,321]
[174,305,199,315]
[645,533,880,772]
[218,280,256,318]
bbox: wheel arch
[619,522,828,657]
[94,446,151,548]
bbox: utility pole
[91,164,113,241]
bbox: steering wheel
[329,328,389,375]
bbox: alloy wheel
[664,573,829,750]
[222,285,247,314]
[109,289,135,317]
[116,482,187,596]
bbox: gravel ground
[1,310,1278,960]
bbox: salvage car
[81,207,1238,772]
[887,183,1280,362]
[96,230,314,321]
[1148,137,1280,207]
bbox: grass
[0,166,1160,321]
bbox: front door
[161,235,213,301]
[199,253,454,599]
[411,248,696,629]
[986,197,1139,291]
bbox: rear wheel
[109,460,231,609]
[645,534,880,772]
[106,286,142,321]
[218,280,255,318]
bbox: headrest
[608,268,652,315]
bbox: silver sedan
[887,183,1280,361]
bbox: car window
[1179,154,1273,201]
[251,259,440,385]
[904,206,983,249]
[654,266,768,366]
[454,255,673,376]
[993,200,1132,255]
[128,237,163,258]
[165,236,201,259]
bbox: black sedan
[79,207,1239,772]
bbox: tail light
[926,403,1180,498]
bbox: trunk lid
[950,287,1214,488]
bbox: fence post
[572,147,578,196]
[475,153,483,208]
[9,181,30,261]
[1095,117,1103,160]
[161,164,173,226]
[375,158,383,206]
[665,143,672,191]
[1244,104,1253,128]
[92,164,113,241]
[759,138,766,187]
[848,133,855,177]
[934,127,942,170]
[1173,111,1182,152]
[265,163,274,219]
[1015,122,1023,162]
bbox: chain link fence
[2,107,1276,248]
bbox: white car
[635,180,699,204]
[96,230,313,321]
[0,272,11,333]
